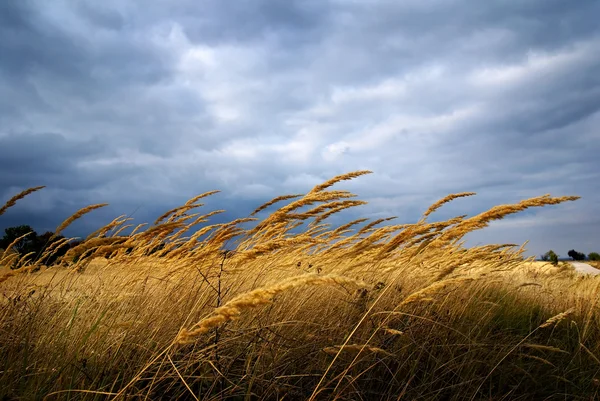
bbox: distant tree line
[540,249,600,265]
[0,225,184,267]
[0,225,76,266]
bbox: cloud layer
[1,0,599,257]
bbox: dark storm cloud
[0,2,83,78]
[0,0,599,257]
[0,2,171,89]
[1,134,90,188]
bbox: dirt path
[570,261,600,275]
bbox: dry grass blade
[322,344,393,357]
[167,355,200,401]
[86,215,130,240]
[38,237,72,262]
[176,274,366,343]
[308,170,372,194]
[312,201,368,225]
[0,231,34,265]
[0,270,16,284]
[399,278,473,307]
[154,205,193,225]
[384,328,404,336]
[184,190,220,206]
[357,217,397,234]
[437,195,581,244]
[251,194,304,216]
[133,222,184,241]
[153,191,220,225]
[0,186,45,216]
[539,308,575,328]
[521,343,570,354]
[235,235,325,262]
[272,191,357,219]
[55,204,109,237]
[63,236,127,262]
[247,192,354,235]
[422,192,476,219]
[521,354,555,366]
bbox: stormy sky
[1,0,599,258]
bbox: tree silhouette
[541,250,559,266]
[0,226,69,266]
[0,225,37,254]
[567,249,586,261]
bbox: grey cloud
[0,133,107,188]
[0,2,86,79]
[0,2,173,96]
[303,0,600,89]
[159,0,330,47]
[75,2,126,31]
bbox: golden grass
[0,185,45,217]
[54,204,109,237]
[1,171,598,400]
[588,260,600,269]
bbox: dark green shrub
[542,250,559,266]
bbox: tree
[0,226,69,266]
[35,231,69,265]
[542,250,559,266]
[0,225,37,255]
[568,249,586,261]
[589,252,600,261]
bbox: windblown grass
[1,172,598,400]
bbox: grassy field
[2,171,600,400]
[588,261,600,270]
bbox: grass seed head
[0,186,45,217]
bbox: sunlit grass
[2,171,598,400]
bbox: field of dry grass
[2,171,600,400]
[587,261,600,269]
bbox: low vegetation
[2,171,600,400]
